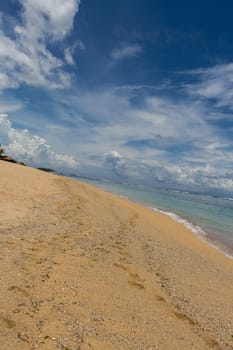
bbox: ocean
[68,176,233,259]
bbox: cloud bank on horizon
[0,0,233,193]
[0,113,77,170]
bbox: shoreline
[151,206,233,261]
[1,161,233,349]
[73,177,233,261]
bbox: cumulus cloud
[0,0,80,90]
[103,153,233,192]
[111,44,143,60]
[21,0,79,41]
[56,84,233,193]
[0,113,77,170]
[104,151,127,177]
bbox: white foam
[119,195,129,200]
[223,197,233,201]
[152,207,233,260]
[152,207,206,237]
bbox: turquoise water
[69,176,233,258]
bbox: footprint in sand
[128,272,145,290]
[114,262,127,270]
[128,279,145,290]
[8,285,30,297]
[114,261,145,290]
[0,315,16,328]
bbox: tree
[0,144,5,157]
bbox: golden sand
[0,161,232,349]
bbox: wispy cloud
[187,62,233,111]
[0,60,232,192]
[0,0,80,90]
[52,75,233,192]
[111,43,143,60]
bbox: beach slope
[0,161,232,350]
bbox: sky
[0,0,233,194]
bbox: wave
[152,207,206,237]
[119,195,129,200]
[69,175,233,260]
[151,207,233,260]
[223,197,233,201]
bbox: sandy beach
[0,161,233,350]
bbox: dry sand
[0,160,232,350]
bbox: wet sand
[0,161,233,349]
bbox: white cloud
[0,113,78,170]
[64,47,75,65]
[21,0,79,41]
[0,0,80,90]
[104,151,126,177]
[0,97,23,113]
[54,85,233,192]
[187,62,233,110]
[111,44,143,60]
[76,39,86,51]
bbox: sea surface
[68,176,233,259]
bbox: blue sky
[0,0,233,193]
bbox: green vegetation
[0,145,4,157]
[0,144,26,165]
[37,167,55,173]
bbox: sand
[0,161,232,350]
